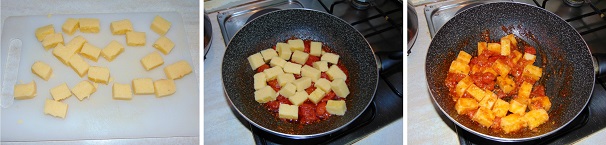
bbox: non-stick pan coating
[425,2,594,141]
[222,9,378,138]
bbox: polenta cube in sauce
[248,38,350,125]
[445,34,550,133]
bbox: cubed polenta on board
[71,80,96,101]
[42,33,64,50]
[132,78,155,95]
[263,66,284,81]
[500,114,528,134]
[254,85,277,103]
[52,44,74,65]
[454,76,473,98]
[496,76,515,94]
[80,43,102,62]
[164,60,193,80]
[448,60,470,75]
[14,81,36,100]
[505,34,518,48]
[44,99,68,118]
[126,31,146,46]
[326,100,347,116]
[530,96,552,111]
[68,55,90,77]
[153,36,175,55]
[248,52,265,70]
[112,83,133,100]
[492,60,511,77]
[36,24,54,41]
[487,43,501,53]
[31,61,53,81]
[269,56,287,68]
[472,107,496,127]
[492,99,510,117]
[151,15,172,35]
[50,83,72,101]
[456,51,472,64]
[66,36,87,53]
[479,90,498,109]
[278,104,298,120]
[101,40,124,62]
[79,18,100,33]
[455,97,479,115]
[523,65,543,81]
[276,73,295,87]
[288,39,305,52]
[512,50,523,64]
[466,84,486,101]
[154,79,176,97]
[88,66,110,84]
[110,19,133,35]
[524,109,549,130]
[62,18,79,35]
[141,52,164,71]
[478,42,487,55]
[518,82,533,100]
[254,72,267,90]
[500,37,511,56]
[509,99,527,116]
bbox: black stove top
[216,0,403,144]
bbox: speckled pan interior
[222,9,377,138]
[425,2,594,141]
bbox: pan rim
[425,1,594,142]
[221,8,379,139]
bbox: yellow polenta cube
[31,61,53,81]
[101,40,124,62]
[255,85,276,103]
[496,76,515,94]
[454,76,472,98]
[278,104,298,120]
[288,39,305,51]
[506,34,518,47]
[248,52,265,70]
[487,43,501,53]
[154,79,176,97]
[326,65,346,81]
[331,79,350,98]
[289,91,308,106]
[261,48,278,62]
[301,65,321,82]
[308,89,326,104]
[292,77,312,92]
[110,19,133,35]
[42,33,64,50]
[283,62,302,74]
[523,53,536,63]
[112,83,133,100]
[62,18,79,35]
[52,44,74,65]
[321,53,339,64]
[492,60,511,77]
[88,66,110,84]
[50,83,72,101]
[276,73,295,87]
[466,84,485,101]
[151,15,172,35]
[263,66,284,80]
[79,18,100,33]
[492,99,510,117]
[479,90,497,109]
[313,61,329,72]
[164,60,193,80]
[326,100,347,115]
[500,37,511,56]
[14,81,36,100]
[141,51,164,71]
[455,97,478,115]
[279,83,297,98]
[314,78,332,93]
[512,50,523,64]
[523,65,543,81]
[66,35,87,53]
[477,42,487,55]
[456,51,472,64]
[254,72,267,90]
[269,56,287,67]
[126,31,146,46]
[277,43,292,60]
[472,107,495,127]
[501,114,528,134]
[44,99,68,118]
[153,36,175,55]
[518,82,533,99]
[71,80,96,101]
[530,96,552,111]
[80,43,102,62]
[509,99,527,116]
[132,78,155,95]
[291,51,309,65]
[310,42,322,57]
[36,24,55,41]
[68,55,90,77]
[448,60,470,75]
[524,109,549,130]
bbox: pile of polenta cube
[13,15,193,119]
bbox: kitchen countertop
[407,4,606,144]
[0,0,199,144]
[203,10,403,145]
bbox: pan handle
[592,53,606,78]
[376,51,403,72]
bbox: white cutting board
[0,12,199,141]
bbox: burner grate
[535,0,606,35]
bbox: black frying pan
[222,9,378,139]
[425,2,594,142]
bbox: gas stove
[419,0,606,144]
[208,0,403,144]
